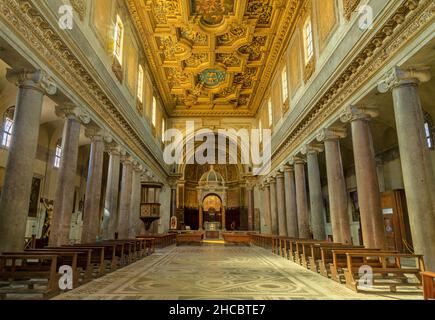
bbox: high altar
[197,166,227,236]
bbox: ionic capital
[301,143,324,155]
[292,155,306,165]
[340,105,379,123]
[121,154,133,165]
[316,127,347,142]
[377,66,431,93]
[283,164,294,173]
[6,68,57,95]
[106,144,121,156]
[55,104,91,124]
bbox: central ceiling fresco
[127,0,301,117]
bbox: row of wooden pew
[137,233,177,248]
[0,238,156,300]
[251,234,428,295]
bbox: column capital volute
[316,127,347,142]
[340,105,379,123]
[133,162,143,172]
[168,173,182,189]
[301,143,324,155]
[55,104,91,124]
[106,144,121,156]
[283,164,294,172]
[275,170,284,179]
[377,66,431,93]
[292,155,306,165]
[6,68,57,95]
[121,154,133,165]
[84,126,104,141]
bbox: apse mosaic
[127,0,301,116]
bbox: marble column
[117,155,133,239]
[246,184,255,231]
[0,69,56,253]
[105,146,121,239]
[378,66,435,270]
[294,157,310,238]
[81,128,106,243]
[276,171,288,236]
[317,128,352,244]
[50,105,90,246]
[263,182,272,234]
[302,145,326,240]
[128,163,142,238]
[341,106,385,249]
[199,206,204,230]
[284,165,298,237]
[269,177,279,235]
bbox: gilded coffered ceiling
[127,0,301,117]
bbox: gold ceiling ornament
[127,0,302,117]
[343,0,361,21]
[70,0,86,21]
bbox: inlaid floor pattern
[54,245,423,300]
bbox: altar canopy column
[118,155,133,239]
[302,145,326,241]
[50,105,90,246]
[199,206,204,230]
[0,69,56,253]
[81,128,107,243]
[263,182,272,234]
[317,128,352,244]
[378,66,435,270]
[341,106,385,249]
[105,146,122,239]
[284,165,298,238]
[294,157,310,238]
[269,177,279,235]
[276,171,288,236]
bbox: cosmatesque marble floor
[54,245,423,300]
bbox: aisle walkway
[54,245,422,300]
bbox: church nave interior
[0,0,434,303]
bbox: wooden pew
[250,234,273,249]
[308,244,362,274]
[329,249,392,283]
[342,252,424,292]
[136,237,156,255]
[25,248,93,284]
[4,251,80,289]
[0,254,59,300]
[292,240,329,265]
[222,233,250,246]
[176,232,204,246]
[60,244,114,275]
[103,240,136,264]
[421,271,435,300]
